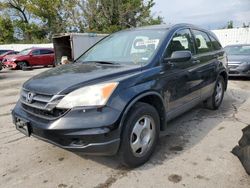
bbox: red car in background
[3,47,55,69]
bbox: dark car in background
[3,47,55,69]
[12,24,228,167]
[224,44,250,77]
[0,49,11,55]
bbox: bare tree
[7,0,30,23]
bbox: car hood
[23,63,141,95]
[228,55,250,64]
[4,54,23,60]
[0,54,9,60]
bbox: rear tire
[119,102,160,168]
[204,76,225,110]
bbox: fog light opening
[70,139,87,147]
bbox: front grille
[22,103,68,120]
[20,88,66,120]
[229,71,239,74]
[228,62,242,69]
[21,89,53,110]
[228,65,239,69]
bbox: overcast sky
[152,0,250,29]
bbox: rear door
[40,49,55,65]
[160,28,201,118]
[191,29,218,100]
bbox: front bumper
[228,64,250,77]
[3,61,17,69]
[12,101,122,155]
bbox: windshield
[77,29,167,65]
[19,49,32,55]
[225,45,250,55]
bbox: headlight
[56,82,118,109]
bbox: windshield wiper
[75,60,120,65]
[89,61,119,65]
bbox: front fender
[116,90,166,132]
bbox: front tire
[204,76,225,110]
[119,102,160,168]
[17,61,28,70]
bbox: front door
[30,49,41,65]
[160,28,202,119]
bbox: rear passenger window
[40,50,54,55]
[209,35,222,50]
[166,29,195,57]
[192,30,213,54]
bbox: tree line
[223,20,250,29]
[0,0,163,44]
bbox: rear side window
[40,49,54,55]
[192,30,213,54]
[209,35,222,50]
[166,29,195,57]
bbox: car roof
[124,23,219,41]
[130,23,202,30]
[0,49,11,51]
[31,47,53,50]
[22,47,54,51]
[225,44,250,47]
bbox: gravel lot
[0,68,250,188]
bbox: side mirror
[164,51,192,63]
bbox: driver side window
[165,29,194,57]
[32,50,40,56]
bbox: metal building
[212,28,250,47]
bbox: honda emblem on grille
[26,92,35,103]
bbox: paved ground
[0,68,250,188]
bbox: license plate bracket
[15,116,31,137]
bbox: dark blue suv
[12,24,228,167]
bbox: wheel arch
[219,70,228,90]
[118,91,167,133]
[15,60,30,66]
